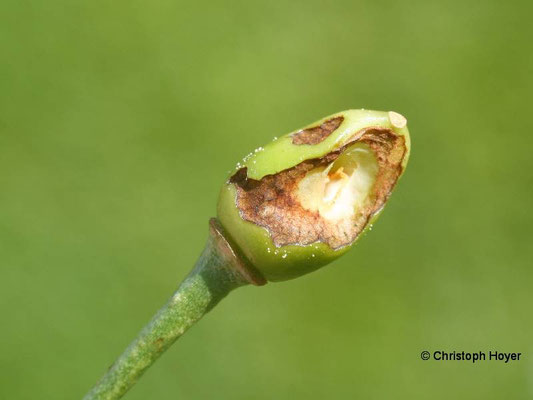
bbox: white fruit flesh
[297,143,379,221]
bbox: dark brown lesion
[230,127,406,249]
[291,116,344,145]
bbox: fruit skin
[217,109,410,282]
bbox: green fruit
[217,109,410,282]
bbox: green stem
[83,219,265,400]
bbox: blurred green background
[1,0,532,398]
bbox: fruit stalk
[83,220,264,400]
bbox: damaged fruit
[84,109,412,400]
[217,109,411,281]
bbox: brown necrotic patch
[291,116,344,145]
[230,127,406,249]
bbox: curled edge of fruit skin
[217,109,410,282]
